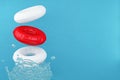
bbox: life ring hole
[23,53,35,56]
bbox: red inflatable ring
[13,26,46,45]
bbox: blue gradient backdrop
[0,0,120,80]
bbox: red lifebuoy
[13,26,46,45]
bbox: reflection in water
[6,59,52,80]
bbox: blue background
[0,0,120,80]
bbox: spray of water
[6,58,53,80]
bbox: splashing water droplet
[51,56,56,61]
[11,44,16,48]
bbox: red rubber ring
[13,25,46,45]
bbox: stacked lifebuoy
[13,5,47,64]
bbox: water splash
[6,58,52,80]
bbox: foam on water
[6,58,52,80]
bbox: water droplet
[51,56,56,60]
[12,44,16,48]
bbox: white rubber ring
[13,46,47,64]
[14,5,46,23]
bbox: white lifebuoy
[14,5,46,23]
[13,46,47,64]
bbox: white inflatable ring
[14,5,46,23]
[13,46,47,64]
